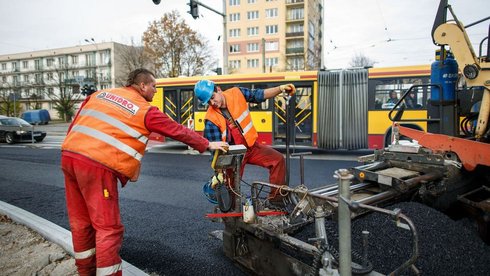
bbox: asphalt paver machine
[205,1,489,275]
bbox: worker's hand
[208,141,229,152]
[211,172,224,189]
[279,84,296,96]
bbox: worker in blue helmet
[194,79,296,206]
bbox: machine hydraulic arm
[432,0,490,139]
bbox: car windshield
[0,117,32,127]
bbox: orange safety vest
[62,87,151,181]
[205,87,258,147]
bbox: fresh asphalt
[0,124,368,275]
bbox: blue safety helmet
[203,180,218,204]
[194,80,215,104]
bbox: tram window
[373,78,426,110]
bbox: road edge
[0,200,148,276]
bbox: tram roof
[155,71,318,86]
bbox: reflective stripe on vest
[80,109,148,145]
[235,109,254,135]
[61,87,151,180]
[96,263,122,276]
[71,125,143,161]
[74,248,95,259]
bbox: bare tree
[349,52,376,68]
[142,10,217,77]
[114,39,154,86]
[0,81,22,116]
[47,65,84,122]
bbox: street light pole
[84,38,98,90]
[187,0,228,75]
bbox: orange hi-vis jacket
[62,87,151,181]
[205,87,258,147]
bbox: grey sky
[0,0,488,70]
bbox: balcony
[286,47,305,55]
[286,0,304,5]
[286,16,304,22]
[286,31,304,38]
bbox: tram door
[274,85,313,146]
[163,89,194,127]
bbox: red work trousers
[241,142,286,197]
[61,154,123,276]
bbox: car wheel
[5,133,15,144]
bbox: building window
[247,27,259,36]
[86,53,96,66]
[287,57,305,70]
[266,25,278,34]
[58,57,66,66]
[2,76,6,82]
[229,44,241,53]
[46,58,54,67]
[22,61,28,69]
[265,41,279,51]
[35,73,43,83]
[288,23,304,33]
[229,60,241,69]
[247,11,259,20]
[229,13,240,22]
[229,28,241,37]
[248,0,256,3]
[247,59,259,68]
[288,8,304,20]
[12,62,18,71]
[265,57,279,67]
[47,73,53,80]
[35,60,42,70]
[1,63,6,70]
[23,75,29,82]
[47,88,54,96]
[265,8,278,18]
[229,0,240,6]
[72,55,79,65]
[247,43,259,52]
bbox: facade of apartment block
[226,0,324,74]
[0,42,131,119]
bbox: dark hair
[125,68,155,87]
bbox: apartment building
[226,0,324,74]
[0,42,132,119]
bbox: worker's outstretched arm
[263,84,296,99]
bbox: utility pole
[187,0,228,75]
[153,0,228,75]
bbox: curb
[0,201,148,276]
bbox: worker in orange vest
[194,80,295,204]
[61,68,228,276]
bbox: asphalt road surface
[0,147,357,275]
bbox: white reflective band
[242,121,253,134]
[72,125,143,161]
[221,130,227,141]
[236,110,250,124]
[96,263,122,276]
[80,109,148,144]
[74,248,95,259]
